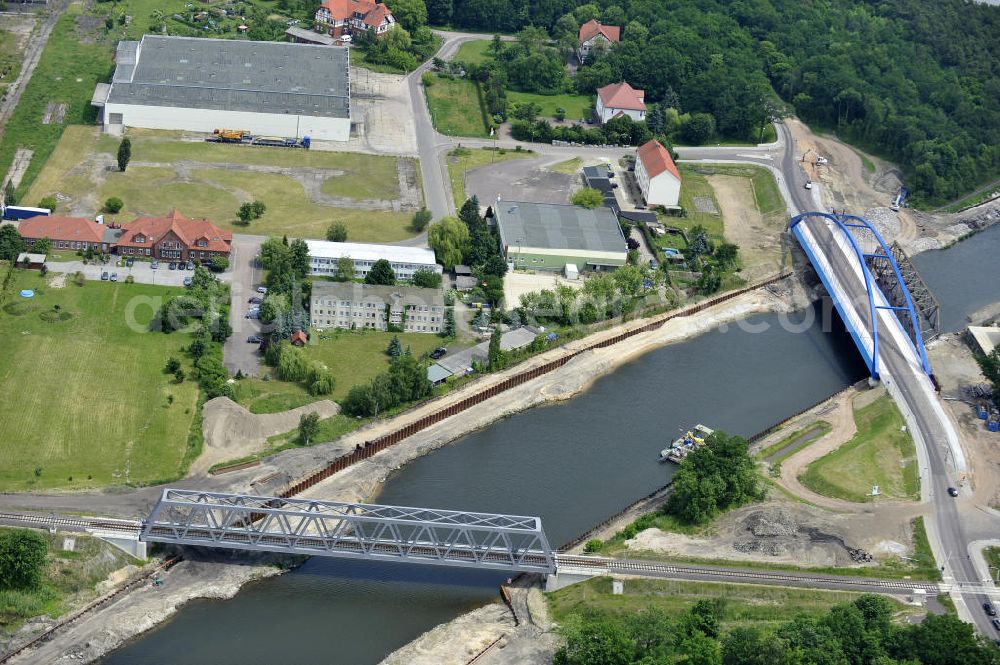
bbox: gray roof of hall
[107,35,350,119]
[494,199,626,253]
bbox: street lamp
[516,237,523,270]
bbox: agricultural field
[800,392,919,503]
[424,75,489,138]
[232,328,448,412]
[0,268,199,491]
[25,127,420,242]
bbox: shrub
[103,197,124,213]
[583,538,604,553]
[209,256,229,272]
[37,196,57,212]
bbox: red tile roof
[637,140,680,181]
[597,82,645,111]
[18,215,105,244]
[290,330,308,346]
[117,209,232,254]
[320,0,393,23]
[579,19,620,45]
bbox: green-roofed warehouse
[493,199,628,272]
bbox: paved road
[223,234,267,376]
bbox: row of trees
[427,195,507,305]
[263,340,335,396]
[556,593,1000,665]
[442,0,1000,203]
[516,264,658,327]
[975,347,1000,411]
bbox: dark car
[101,271,109,281]
[985,602,997,616]
[248,296,263,304]
[183,276,193,287]
[125,257,134,267]
[649,259,659,269]
[947,487,959,497]
[109,272,118,282]
[168,262,177,270]
[247,335,262,343]
[430,347,447,360]
[992,618,1000,631]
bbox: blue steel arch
[790,212,931,380]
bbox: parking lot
[45,259,230,287]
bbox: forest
[429,0,1000,206]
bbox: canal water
[104,302,868,665]
[911,223,1000,332]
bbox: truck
[1,205,51,221]
[251,135,310,149]
[890,186,909,212]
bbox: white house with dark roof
[635,139,681,207]
[595,82,645,124]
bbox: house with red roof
[635,140,681,208]
[314,0,396,39]
[17,215,121,253]
[577,19,620,62]
[115,209,232,262]
[595,81,645,124]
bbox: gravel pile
[862,207,901,241]
[745,510,798,537]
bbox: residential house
[17,215,120,253]
[310,282,445,334]
[577,19,620,62]
[314,0,395,38]
[635,139,681,207]
[595,82,645,124]
[115,209,232,261]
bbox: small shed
[454,264,473,277]
[455,275,478,292]
[16,252,46,270]
[427,363,453,386]
[290,330,308,347]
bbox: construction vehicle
[251,135,311,149]
[209,128,252,143]
[890,186,909,212]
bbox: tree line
[555,592,1000,665]
[439,0,1000,205]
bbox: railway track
[0,512,141,535]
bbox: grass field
[0,269,199,490]
[674,165,725,238]
[548,157,582,174]
[800,393,919,503]
[25,127,417,241]
[232,328,447,412]
[425,75,489,137]
[0,5,114,203]
[985,546,1000,585]
[446,147,533,207]
[756,422,832,462]
[507,91,592,122]
[452,39,492,65]
[547,577,913,630]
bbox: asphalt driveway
[223,234,268,376]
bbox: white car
[256,286,268,294]
[816,156,828,165]
[804,181,813,190]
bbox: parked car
[257,286,268,294]
[248,296,263,304]
[649,259,658,269]
[183,277,193,287]
[947,486,959,497]
[110,272,118,282]
[101,271,109,281]
[985,602,997,616]
[247,335,262,343]
[186,261,195,270]
[168,262,177,270]
[245,310,260,320]
[151,260,159,269]
[125,257,134,267]
[804,181,814,190]
[430,347,447,360]
[992,618,1000,631]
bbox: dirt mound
[193,397,340,475]
[745,509,798,537]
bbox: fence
[278,272,792,499]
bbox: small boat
[658,424,715,463]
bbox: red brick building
[17,215,120,252]
[314,0,396,38]
[115,209,232,261]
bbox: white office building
[305,240,441,281]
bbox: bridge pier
[545,563,607,592]
[88,529,147,559]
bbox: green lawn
[694,163,784,217]
[674,165,725,238]
[985,546,1000,585]
[800,393,919,503]
[26,126,417,241]
[232,328,448,412]
[756,421,832,466]
[507,91,592,122]
[547,577,912,630]
[424,75,489,138]
[0,5,115,203]
[446,147,533,208]
[548,157,583,174]
[0,269,199,490]
[452,39,492,65]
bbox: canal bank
[92,290,869,665]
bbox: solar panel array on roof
[107,35,350,119]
